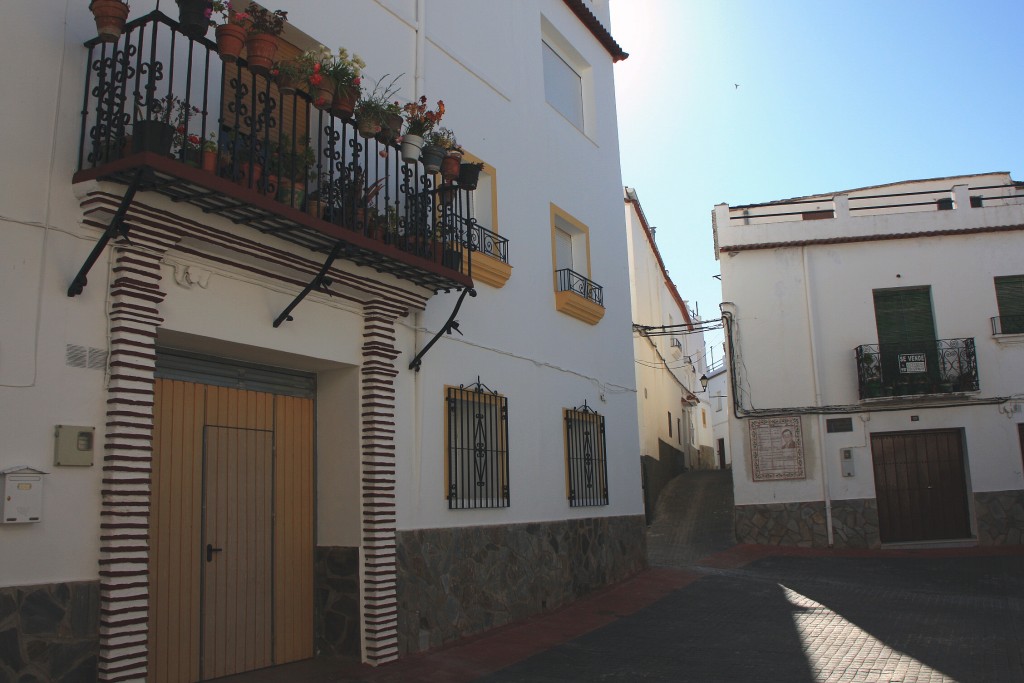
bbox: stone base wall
[0,580,99,682]
[736,499,880,549]
[974,490,1024,545]
[314,546,360,658]
[735,501,829,547]
[830,498,881,549]
[396,515,647,655]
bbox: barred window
[445,381,509,509]
[564,403,609,507]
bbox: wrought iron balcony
[992,315,1024,335]
[854,338,979,400]
[73,10,480,293]
[556,268,603,306]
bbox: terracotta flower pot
[215,23,246,62]
[90,0,130,43]
[441,154,461,184]
[356,117,382,139]
[312,82,334,111]
[201,149,218,173]
[244,33,278,76]
[332,85,357,120]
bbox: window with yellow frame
[550,203,604,324]
[444,380,509,509]
[563,402,609,507]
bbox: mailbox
[1,466,47,523]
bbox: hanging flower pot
[441,153,461,184]
[400,134,423,164]
[376,112,404,145]
[176,0,211,40]
[332,85,357,120]
[420,144,445,174]
[458,162,484,191]
[356,116,382,139]
[312,82,334,110]
[274,69,300,95]
[215,23,246,62]
[89,0,130,43]
[244,33,278,76]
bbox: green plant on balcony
[267,135,315,206]
[354,75,401,139]
[324,47,366,118]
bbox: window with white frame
[541,16,592,133]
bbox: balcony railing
[556,268,603,307]
[74,10,482,293]
[468,223,509,264]
[992,315,1024,335]
[855,338,979,399]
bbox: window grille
[564,402,609,507]
[446,379,509,509]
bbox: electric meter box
[54,425,95,467]
[1,466,46,523]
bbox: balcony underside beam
[67,167,146,297]
[409,286,477,372]
[273,240,348,328]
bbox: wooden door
[202,426,274,679]
[870,430,971,543]
[149,379,314,682]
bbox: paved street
[216,471,1024,683]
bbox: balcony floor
[73,153,473,294]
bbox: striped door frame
[87,193,413,679]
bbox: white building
[714,172,1024,549]
[0,1,644,680]
[706,364,732,470]
[624,187,714,519]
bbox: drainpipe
[415,0,426,98]
[802,245,834,547]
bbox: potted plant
[270,57,311,96]
[176,0,212,40]
[324,47,365,120]
[90,0,130,43]
[201,133,219,172]
[133,95,194,156]
[354,75,401,139]
[400,95,443,164]
[239,3,288,76]
[271,135,315,207]
[210,1,247,62]
[299,46,336,110]
[376,101,404,146]
[458,161,484,190]
[421,127,455,174]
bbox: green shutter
[873,287,936,344]
[995,276,1024,317]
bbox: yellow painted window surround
[550,203,604,325]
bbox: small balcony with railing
[854,338,979,400]
[554,268,604,325]
[72,10,495,297]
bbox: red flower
[352,77,361,86]
[310,73,323,86]
[188,134,200,145]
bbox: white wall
[0,0,641,588]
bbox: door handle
[206,543,223,562]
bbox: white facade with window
[715,172,1024,549]
[0,0,640,679]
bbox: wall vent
[66,344,108,370]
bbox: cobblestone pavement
[646,469,736,567]
[215,470,1024,682]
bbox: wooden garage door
[148,380,314,682]
[870,429,971,543]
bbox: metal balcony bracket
[408,287,477,372]
[67,168,145,297]
[272,240,347,328]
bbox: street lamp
[699,374,709,392]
